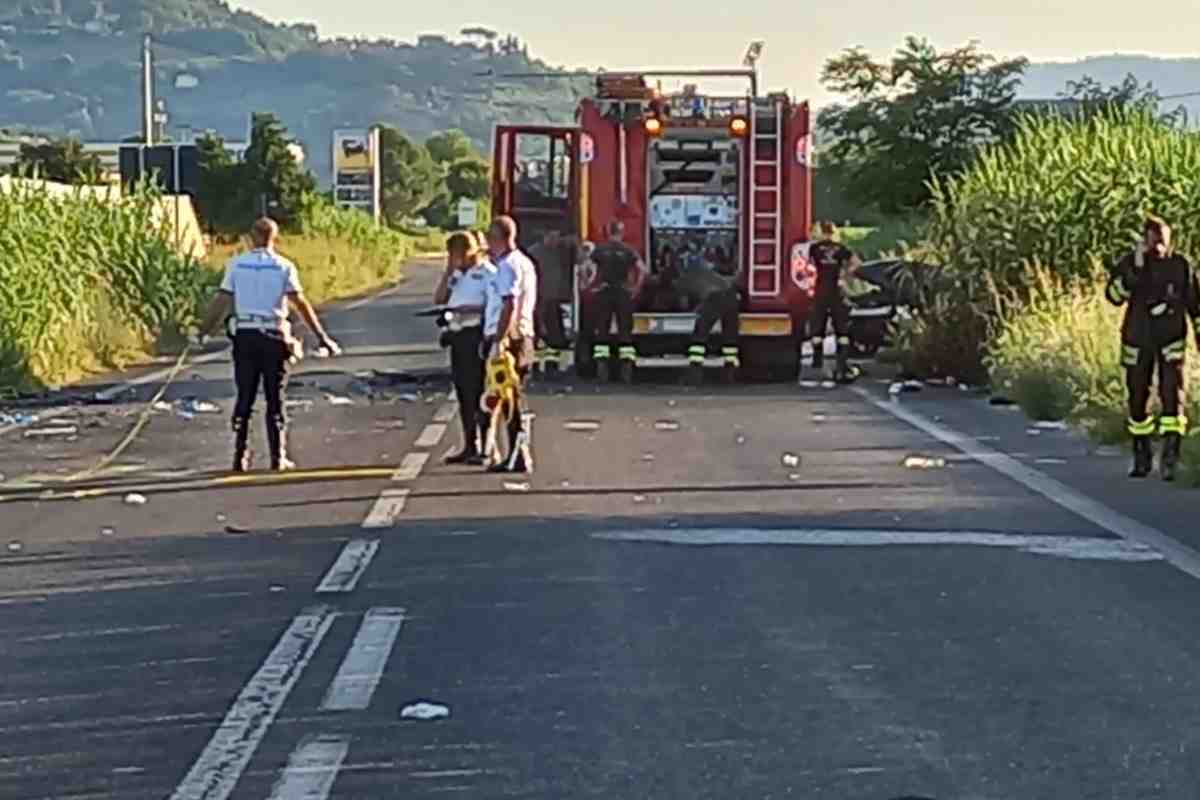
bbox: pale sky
[233,0,1200,106]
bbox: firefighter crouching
[583,220,648,383]
[1105,216,1200,481]
[197,217,340,472]
[806,221,863,383]
[674,250,741,385]
[434,231,495,465]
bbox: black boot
[266,417,295,472]
[686,362,704,386]
[619,359,635,385]
[232,417,252,473]
[811,345,824,371]
[1130,435,1154,478]
[1161,433,1182,483]
[833,350,854,384]
[595,358,611,383]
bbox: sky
[233,0,1200,106]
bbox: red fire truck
[490,68,816,380]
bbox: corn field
[0,181,213,388]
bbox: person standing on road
[483,215,538,474]
[1106,216,1200,481]
[806,221,862,383]
[434,231,496,465]
[198,217,340,472]
[584,220,647,384]
[528,229,576,376]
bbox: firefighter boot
[266,416,295,472]
[1130,436,1154,479]
[592,344,612,383]
[618,346,637,385]
[720,347,739,384]
[811,337,824,371]
[1161,433,1182,483]
[231,417,252,473]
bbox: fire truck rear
[490,67,815,381]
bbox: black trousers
[809,290,850,341]
[591,285,635,357]
[1126,341,1186,432]
[232,331,289,428]
[693,288,740,349]
[449,327,486,453]
[536,297,570,352]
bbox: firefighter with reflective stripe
[528,230,576,377]
[1105,216,1200,481]
[583,220,647,384]
[198,217,340,472]
[676,245,740,385]
[806,221,863,383]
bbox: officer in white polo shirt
[198,217,340,472]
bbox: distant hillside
[1021,55,1200,119]
[0,0,589,180]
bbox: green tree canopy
[445,158,490,200]
[241,112,316,225]
[12,138,104,184]
[425,129,478,165]
[378,125,441,226]
[818,37,1027,215]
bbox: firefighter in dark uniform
[678,246,741,384]
[1105,216,1200,481]
[198,217,340,472]
[584,220,647,383]
[806,221,862,382]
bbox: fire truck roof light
[729,116,748,137]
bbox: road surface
[3,258,1200,799]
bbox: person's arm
[288,292,337,349]
[626,254,648,294]
[434,264,456,305]
[1106,253,1136,306]
[1186,260,1200,348]
[492,262,520,342]
[198,291,233,337]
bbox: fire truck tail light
[644,117,663,137]
[729,116,748,137]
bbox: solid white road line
[853,387,1200,580]
[321,607,406,711]
[433,402,457,424]
[315,539,381,594]
[391,452,430,482]
[413,423,447,449]
[361,489,410,529]
[266,734,351,800]
[594,528,1163,562]
[169,606,337,800]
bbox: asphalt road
[3,259,1200,799]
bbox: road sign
[456,198,478,227]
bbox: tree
[425,129,477,165]
[1059,73,1185,125]
[193,132,241,231]
[240,112,316,225]
[12,138,104,184]
[818,37,1027,214]
[445,157,489,199]
[378,125,441,226]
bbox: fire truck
[489,66,816,380]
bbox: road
[3,258,1200,799]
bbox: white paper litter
[799,380,820,389]
[781,453,801,468]
[326,395,354,406]
[123,493,148,506]
[503,481,531,493]
[23,426,78,439]
[400,702,450,721]
[7,541,22,552]
[903,456,947,470]
[565,420,601,432]
[654,420,681,432]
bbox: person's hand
[318,336,342,357]
[1134,241,1147,269]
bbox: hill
[0,0,590,180]
[1021,55,1200,119]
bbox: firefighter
[483,215,538,474]
[197,217,340,472]
[1105,216,1200,481]
[528,229,575,376]
[677,245,741,384]
[585,220,647,383]
[434,231,495,465]
[806,221,863,382]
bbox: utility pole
[142,34,154,146]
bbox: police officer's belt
[446,311,482,332]
[236,313,284,332]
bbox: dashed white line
[321,607,405,711]
[391,452,430,482]
[315,539,380,594]
[266,734,351,800]
[854,387,1200,581]
[361,489,411,529]
[413,423,447,449]
[433,402,457,423]
[168,606,337,800]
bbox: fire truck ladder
[748,97,783,298]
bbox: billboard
[332,128,381,222]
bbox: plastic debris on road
[268,584,285,593]
[180,399,220,415]
[7,541,21,552]
[735,433,747,445]
[788,473,802,481]
[565,420,601,432]
[152,401,174,413]
[326,394,354,407]
[23,426,78,439]
[100,527,115,537]
[654,420,681,432]
[0,412,38,427]
[903,455,947,470]
[123,493,148,506]
[504,481,531,492]
[1033,420,1068,431]
[400,702,450,721]
[398,393,419,403]
[633,494,647,504]
[820,381,836,390]
[799,380,820,389]
[782,453,801,468]
[812,414,827,423]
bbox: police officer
[434,231,496,465]
[677,245,740,385]
[1106,216,1200,481]
[806,221,862,382]
[198,217,340,472]
[584,220,647,383]
[483,215,538,474]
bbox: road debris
[374,420,406,431]
[23,426,78,439]
[100,527,115,537]
[179,399,220,415]
[123,493,148,506]
[565,420,601,432]
[0,412,38,427]
[654,420,681,432]
[735,433,747,445]
[225,524,251,535]
[812,414,827,423]
[152,401,174,413]
[326,394,355,407]
[782,453,801,468]
[788,473,802,481]
[1033,420,1068,431]
[641,453,656,462]
[633,494,647,504]
[400,702,450,721]
[903,455,947,469]
[7,541,22,552]
[504,481,531,492]
[268,584,285,593]
[398,393,419,403]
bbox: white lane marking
[321,607,405,711]
[594,528,1163,562]
[413,423,447,449]
[392,452,430,482]
[16,623,181,643]
[361,489,410,529]
[433,402,457,424]
[168,606,337,800]
[266,734,351,800]
[853,387,1200,579]
[316,539,380,594]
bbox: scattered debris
[503,481,531,493]
[560,480,571,489]
[7,541,22,553]
[903,455,947,470]
[565,420,601,432]
[152,401,174,413]
[1035,458,1068,465]
[667,400,678,407]
[788,473,802,481]
[268,585,285,593]
[1033,420,1068,431]
[654,420,681,432]
[799,380,820,389]
[179,399,220,415]
[400,702,450,721]
[23,426,78,439]
[641,453,656,462]
[398,393,419,403]
[0,412,38,427]
[100,527,115,537]
[326,394,354,407]
[812,414,827,423]
[225,524,251,535]
[820,381,836,390]
[216,513,227,523]
[735,433,747,445]
[781,453,801,468]
[633,494,647,504]
[123,493,148,506]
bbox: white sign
[456,197,478,227]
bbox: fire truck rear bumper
[629,313,794,337]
